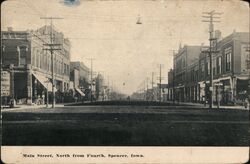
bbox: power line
[86,58,96,102]
[202,10,222,109]
[41,17,63,108]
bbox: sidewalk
[165,101,207,107]
[165,101,248,110]
[1,104,65,112]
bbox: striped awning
[33,73,57,92]
[75,87,85,96]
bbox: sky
[1,0,249,95]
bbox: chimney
[7,27,13,32]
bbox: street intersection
[2,102,249,146]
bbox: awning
[75,88,85,96]
[33,73,57,92]
[236,76,249,80]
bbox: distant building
[170,45,201,102]
[95,73,106,101]
[1,26,71,104]
[70,68,85,101]
[70,61,90,100]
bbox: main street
[2,102,249,146]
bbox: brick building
[168,31,250,105]
[211,31,249,105]
[169,45,201,102]
[1,26,71,104]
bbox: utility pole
[107,75,110,100]
[41,17,63,108]
[202,10,222,109]
[151,72,154,101]
[87,58,95,102]
[169,50,177,104]
[245,45,250,110]
[159,64,163,102]
[200,44,208,107]
[0,35,3,109]
[144,79,147,101]
[111,80,113,100]
[146,77,149,101]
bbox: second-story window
[200,63,204,79]
[217,56,222,74]
[213,60,216,76]
[225,47,232,71]
[18,46,28,66]
[206,61,210,76]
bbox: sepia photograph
[1,0,249,163]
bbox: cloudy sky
[1,0,249,95]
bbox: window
[217,57,222,74]
[40,52,43,69]
[206,61,210,76]
[36,51,39,68]
[195,70,198,81]
[18,46,28,66]
[64,63,67,74]
[191,69,194,81]
[200,63,204,79]
[38,52,41,68]
[225,47,232,71]
[213,60,216,76]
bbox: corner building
[1,26,71,104]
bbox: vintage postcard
[1,0,249,163]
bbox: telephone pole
[87,58,95,102]
[202,10,222,109]
[146,77,149,101]
[158,64,164,102]
[169,50,177,104]
[151,72,154,101]
[245,45,250,110]
[41,17,63,108]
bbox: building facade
[70,61,90,100]
[169,45,201,102]
[1,26,71,104]
[168,31,250,105]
